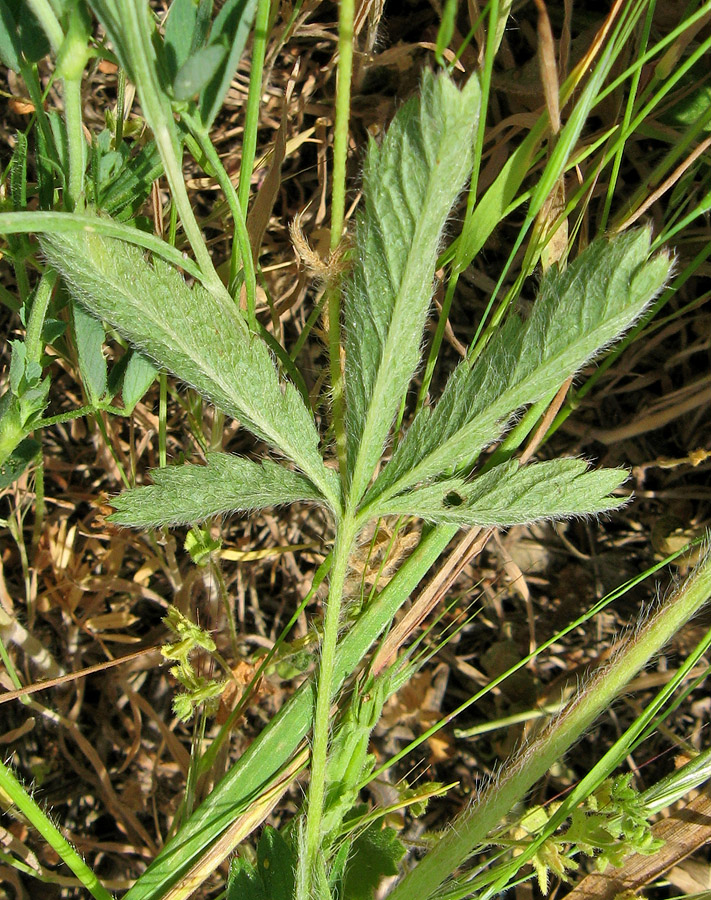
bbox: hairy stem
[62,75,85,211]
[327,0,354,484]
[0,758,113,900]
[120,0,224,297]
[387,545,711,900]
[298,512,358,900]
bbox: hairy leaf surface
[109,453,324,527]
[41,228,338,507]
[362,228,670,512]
[344,70,480,504]
[371,459,627,526]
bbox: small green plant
[2,2,711,899]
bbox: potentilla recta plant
[2,2,711,900]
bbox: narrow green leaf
[0,436,40,489]
[121,351,158,412]
[164,0,212,78]
[370,459,627,526]
[109,452,325,527]
[40,226,338,507]
[344,70,480,504]
[72,300,108,405]
[173,43,227,101]
[363,228,671,512]
[199,0,258,128]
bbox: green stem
[387,545,711,900]
[327,0,354,484]
[0,758,113,900]
[121,0,224,296]
[197,550,334,780]
[25,270,57,364]
[236,0,269,216]
[298,512,358,900]
[0,210,203,280]
[182,112,257,329]
[62,75,85,210]
[38,404,129,428]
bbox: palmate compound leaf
[40,227,339,509]
[108,453,325,528]
[344,70,480,505]
[370,458,628,527]
[360,227,671,516]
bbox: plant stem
[120,0,224,297]
[327,0,354,484]
[298,511,358,900]
[0,758,113,900]
[25,269,57,363]
[182,112,257,329]
[62,75,85,210]
[236,0,269,215]
[387,544,711,900]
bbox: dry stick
[371,527,493,677]
[0,645,161,705]
[565,374,711,444]
[519,376,573,466]
[615,136,711,232]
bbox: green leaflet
[369,459,627,527]
[40,227,339,509]
[344,70,480,505]
[361,228,671,512]
[109,453,325,528]
[72,300,108,406]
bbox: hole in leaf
[443,491,465,508]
